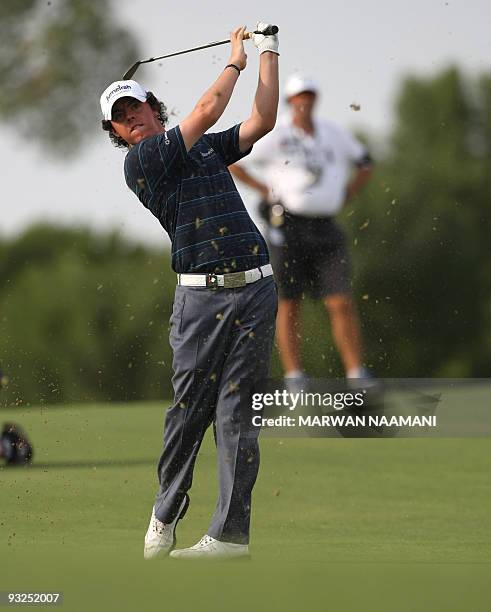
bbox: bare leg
[276,298,302,374]
[323,293,364,374]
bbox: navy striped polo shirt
[124,123,269,274]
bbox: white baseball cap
[284,74,319,99]
[100,80,148,120]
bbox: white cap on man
[284,74,319,99]
[100,80,148,120]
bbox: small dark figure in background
[0,369,34,466]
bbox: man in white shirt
[230,74,373,383]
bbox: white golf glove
[252,21,279,55]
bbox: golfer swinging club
[100,23,279,560]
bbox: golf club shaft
[122,26,279,80]
[139,38,233,65]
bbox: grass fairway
[1,400,490,611]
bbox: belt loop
[259,266,264,279]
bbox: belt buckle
[223,271,246,289]
[206,273,219,288]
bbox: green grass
[1,400,490,611]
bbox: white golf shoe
[284,372,309,395]
[143,495,189,560]
[170,535,249,560]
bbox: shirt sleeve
[204,123,252,166]
[124,126,187,201]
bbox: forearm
[346,167,373,201]
[180,26,247,150]
[194,66,240,125]
[250,52,279,133]
[229,163,269,198]
[239,52,279,150]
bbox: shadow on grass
[1,458,155,470]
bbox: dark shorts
[268,212,351,300]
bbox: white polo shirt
[248,114,368,217]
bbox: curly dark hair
[101,91,168,149]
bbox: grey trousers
[154,275,277,544]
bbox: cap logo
[106,84,132,102]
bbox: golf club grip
[244,25,279,39]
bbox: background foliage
[0,226,176,405]
[0,0,138,155]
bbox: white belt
[177,264,273,289]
